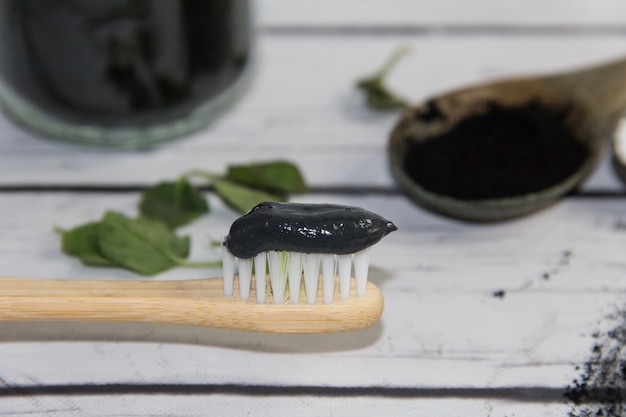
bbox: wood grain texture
[0,277,383,333]
[0,394,571,417]
[3,1,626,415]
[258,0,626,26]
[0,192,623,389]
[1,36,626,190]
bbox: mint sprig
[58,160,307,276]
[56,222,115,267]
[357,45,411,111]
[213,179,282,214]
[139,176,209,229]
[181,160,307,216]
[58,212,219,276]
[224,160,308,195]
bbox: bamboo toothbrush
[0,202,396,334]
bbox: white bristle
[354,247,371,297]
[337,254,352,300]
[254,252,267,304]
[322,254,336,304]
[267,251,288,304]
[224,245,374,303]
[238,258,253,301]
[222,242,235,297]
[302,253,321,304]
[288,252,303,304]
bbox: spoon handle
[0,277,383,333]
[549,58,626,127]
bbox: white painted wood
[3,2,626,415]
[0,395,572,417]
[258,0,626,27]
[2,35,626,190]
[0,193,623,397]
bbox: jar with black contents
[0,0,253,148]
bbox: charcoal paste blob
[224,202,397,259]
[402,101,591,200]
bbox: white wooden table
[2,1,626,416]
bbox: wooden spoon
[0,277,383,333]
[388,58,626,222]
[611,118,626,186]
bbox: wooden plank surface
[3,1,626,416]
[0,194,622,382]
[0,396,572,417]
[2,35,626,190]
[257,0,626,27]
[1,193,623,415]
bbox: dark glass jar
[0,0,252,148]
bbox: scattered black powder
[615,219,626,231]
[565,309,626,417]
[403,101,591,200]
[492,290,506,298]
[541,250,572,281]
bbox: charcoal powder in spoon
[403,101,591,200]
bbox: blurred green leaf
[96,211,191,276]
[225,160,308,195]
[356,78,408,110]
[356,45,411,111]
[139,177,209,229]
[57,222,114,267]
[213,179,283,213]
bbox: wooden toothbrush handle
[0,277,384,333]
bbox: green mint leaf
[139,177,209,229]
[96,211,191,276]
[357,45,411,111]
[57,223,115,267]
[356,80,408,110]
[225,160,308,195]
[213,179,283,213]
